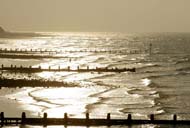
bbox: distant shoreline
[0,26,44,38]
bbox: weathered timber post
[64,113,68,125]
[21,112,26,124]
[1,112,4,126]
[150,114,154,122]
[86,113,90,125]
[128,114,132,121]
[107,113,111,126]
[77,66,80,71]
[43,113,47,126]
[149,43,152,55]
[173,114,177,122]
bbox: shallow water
[1,32,190,127]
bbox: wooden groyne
[0,65,136,73]
[0,53,73,59]
[0,112,189,126]
[0,48,147,54]
[0,78,76,88]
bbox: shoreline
[0,88,39,118]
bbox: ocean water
[1,32,190,128]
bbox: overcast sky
[0,0,190,32]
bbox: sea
[0,32,190,128]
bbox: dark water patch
[177,67,190,72]
[128,88,159,97]
[174,57,190,65]
[137,64,162,70]
[120,105,164,115]
[89,87,116,97]
[89,73,116,80]
[146,71,190,80]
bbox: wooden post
[149,43,152,55]
[173,114,177,121]
[21,112,26,124]
[58,66,60,71]
[150,114,154,121]
[128,114,132,121]
[107,113,110,120]
[68,66,70,71]
[86,113,89,120]
[1,64,3,69]
[16,119,18,125]
[86,113,89,125]
[44,113,47,119]
[77,66,80,71]
[87,66,89,70]
[49,66,51,71]
[107,113,111,125]
[64,113,68,125]
[1,112,4,126]
[43,113,47,126]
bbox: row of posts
[0,48,56,52]
[0,48,147,54]
[1,64,122,71]
[0,112,178,126]
[1,64,90,70]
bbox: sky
[0,0,190,32]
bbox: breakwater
[0,112,188,126]
[0,48,147,54]
[0,65,136,73]
[0,78,76,88]
[0,53,73,59]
